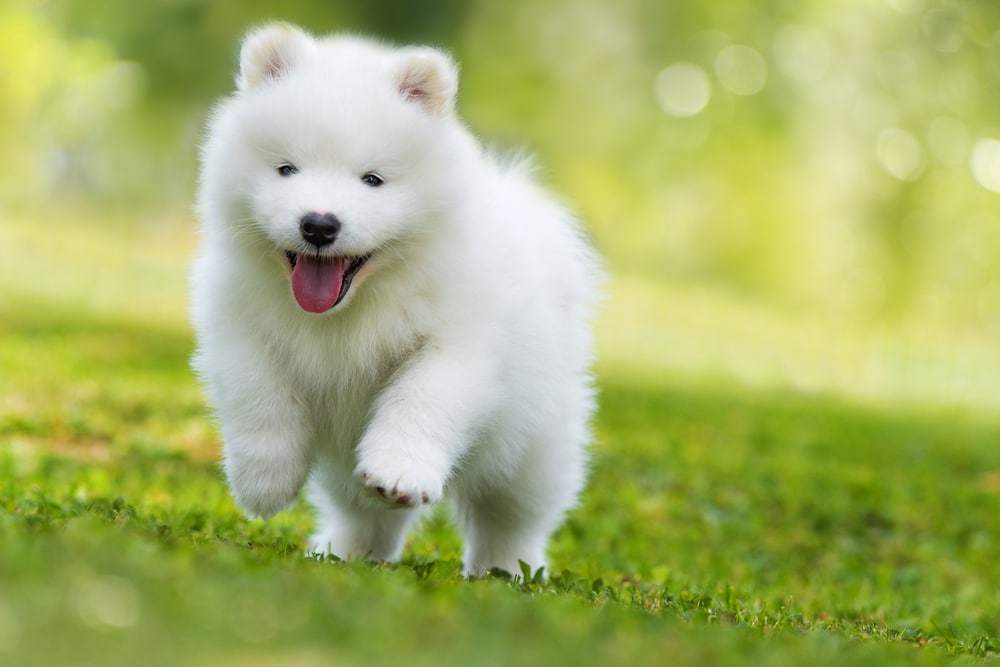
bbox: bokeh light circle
[971,139,1000,193]
[715,45,768,96]
[655,63,711,117]
[876,128,925,181]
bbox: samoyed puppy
[191,23,601,576]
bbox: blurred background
[3,0,1000,412]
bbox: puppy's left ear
[393,47,458,115]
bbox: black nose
[299,212,341,248]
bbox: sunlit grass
[598,274,1000,414]
[0,213,193,325]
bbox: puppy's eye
[277,163,299,177]
[361,172,384,187]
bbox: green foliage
[3,0,1000,326]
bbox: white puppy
[191,23,601,576]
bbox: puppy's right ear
[237,23,310,91]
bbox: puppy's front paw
[355,456,445,508]
[231,482,298,520]
[225,457,307,520]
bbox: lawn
[1,214,998,666]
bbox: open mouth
[285,250,372,313]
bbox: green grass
[1,215,999,666]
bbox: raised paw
[358,468,444,509]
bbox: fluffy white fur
[191,23,601,576]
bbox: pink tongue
[291,256,347,313]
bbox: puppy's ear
[392,47,458,115]
[237,23,310,91]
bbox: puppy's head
[200,24,467,314]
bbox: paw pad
[360,470,440,508]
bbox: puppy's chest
[285,345,394,400]
[278,323,418,414]
[294,350,400,453]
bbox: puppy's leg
[454,495,553,578]
[219,405,311,520]
[355,340,495,509]
[200,342,313,520]
[306,480,420,562]
[455,431,588,578]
